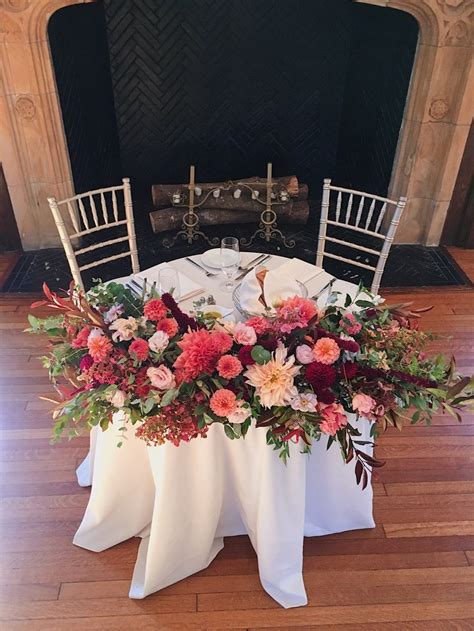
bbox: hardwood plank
[0,583,60,602]
[385,481,474,496]
[383,521,474,538]
[3,602,474,630]
[58,566,474,600]
[197,583,474,612]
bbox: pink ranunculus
[313,337,340,365]
[148,330,170,353]
[340,312,362,336]
[296,344,314,365]
[319,402,348,436]
[352,393,376,416]
[209,389,237,417]
[147,365,176,391]
[233,323,257,346]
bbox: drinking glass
[220,237,240,292]
[158,268,180,299]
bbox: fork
[185,257,220,277]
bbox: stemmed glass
[158,268,180,299]
[220,237,240,292]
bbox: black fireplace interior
[6,1,467,291]
[5,0,467,291]
[48,0,418,217]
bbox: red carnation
[238,345,256,366]
[305,361,336,389]
[341,361,358,379]
[144,298,168,321]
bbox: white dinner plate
[200,249,222,268]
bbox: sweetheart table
[73,252,375,608]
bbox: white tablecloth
[73,253,375,608]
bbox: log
[149,201,310,234]
[151,175,308,209]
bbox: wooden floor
[0,253,473,629]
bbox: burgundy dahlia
[79,354,94,371]
[305,361,337,389]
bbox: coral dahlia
[217,355,243,379]
[144,298,168,321]
[210,389,237,417]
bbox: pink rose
[233,323,257,346]
[295,344,314,365]
[227,401,252,424]
[352,393,376,416]
[110,389,127,408]
[147,365,176,391]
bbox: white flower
[290,392,318,412]
[227,401,252,424]
[109,317,138,341]
[148,330,170,353]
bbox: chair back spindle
[48,178,140,288]
[316,178,407,294]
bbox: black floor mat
[1,224,471,293]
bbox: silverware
[185,257,220,278]
[238,254,266,271]
[312,277,336,300]
[235,255,271,282]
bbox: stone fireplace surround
[0,0,472,251]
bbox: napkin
[136,263,203,302]
[239,259,324,314]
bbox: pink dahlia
[209,389,237,417]
[156,317,179,338]
[217,355,243,379]
[72,327,90,349]
[144,298,168,321]
[319,402,347,436]
[212,330,233,354]
[313,337,340,365]
[87,334,112,363]
[129,338,149,361]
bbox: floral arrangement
[27,280,473,488]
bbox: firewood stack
[149,175,310,233]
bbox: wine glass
[220,237,240,292]
[158,268,180,299]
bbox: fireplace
[47,0,418,239]
[0,0,472,251]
